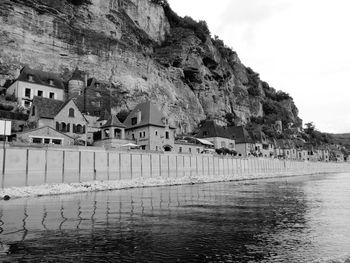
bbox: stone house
[6,66,65,109]
[275,140,297,160]
[249,129,274,157]
[230,126,255,157]
[174,141,205,155]
[94,115,133,149]
[123,101,176,151]
[196,120,236,151]
[16,126,74,146]
[304,144,318,162]
[297,148,308,161]
[28,96,88,141]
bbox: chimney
[83,73,88,114]
[137,109,141,124]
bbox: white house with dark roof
[123,101,176,151]
[6,66,65,109]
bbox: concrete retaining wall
[0,147,349,189]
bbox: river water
[1,173,350,262]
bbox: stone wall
[0,146,349,189]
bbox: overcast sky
[167,0,350,134]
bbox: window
[155,131,158,136]
[179,147,182,153]
[156,146,158,151]
[189,148,192,153]
[165,131,169,139]
[37,90,43,97]
[221,141,226,148]
[28,75,34,82]
[25,88,31,98]
[69,108,75,117]
[52,139,62,145]
[61,122,67,132]
[143,131,146,137]
[24,101,30,108]
[203,131,208,136]
[76,124,82,134]
[49,92,55,99]
[44,138,50,144]
[32,138,42,144]
[139,132,142,138]
[229,143,234,149]
[49,79,54,86]
[132,134,135,140]
[131,117,137,125]
[31,106,35,116]
[197,148,200,153]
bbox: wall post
[25,149,29,186]
[62,150,65,183]
[44,150,48,184]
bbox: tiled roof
[101,115,126,128]
[229,126,254,143]
[124,101,174,129]
[196,120,234,139]
[17,66,65,90]
[70,68,85,82]
[97,109,111,121]
[32,96,65,119]
[16,126,74,139]
[196,121,254,143]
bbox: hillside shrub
[248,86,261,97]
[162,4,210,42]
[67,0,92,6]
[5,93,17,102]
[0,103,14,111]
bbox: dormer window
[95,83,100,88]
[28,74,34,82]
[49,79,54,86]
[69,108,75,117]
[131,117,137,125]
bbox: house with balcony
[94,114,133,149]
[123,101,176,151]
[6,66,65,109]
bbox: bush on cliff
[161,4,210,42]
[67,0,92,6]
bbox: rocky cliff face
[0,0,300,133]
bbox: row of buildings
[2,66,346,162]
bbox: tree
[304,122,315,134]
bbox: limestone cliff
[0,0,301,133]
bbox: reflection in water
[0,174,350,262]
